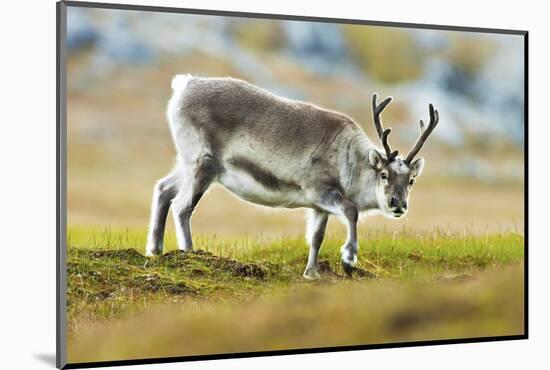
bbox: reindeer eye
[409,178,415,186]
[381,171,388,180]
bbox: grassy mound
[67,247,287,331]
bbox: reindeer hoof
[145,247,161,257]
[341,252,357,277]
[303,269,320,280]
[342,261,355,277]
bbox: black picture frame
[56,1,528,368]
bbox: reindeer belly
[218,156,306,208]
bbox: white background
[0,0,545,369]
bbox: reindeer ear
[410,157,425,177]
[368,149,384,170]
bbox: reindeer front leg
[338,199,359,276]
[314,188,359,276]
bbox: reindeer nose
[389,197,407,212]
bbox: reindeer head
[368,93,439,219]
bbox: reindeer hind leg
[145,170,180,256]
[171,157,218,252]
[303,209,329,280]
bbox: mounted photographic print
[56,1,527,368]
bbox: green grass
[67,226,524,336]
[68,226,524,273]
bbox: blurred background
[66,7,525,237]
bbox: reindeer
[145,75,439,279]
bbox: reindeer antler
[372,93,398,162]
[405,103,439,164]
